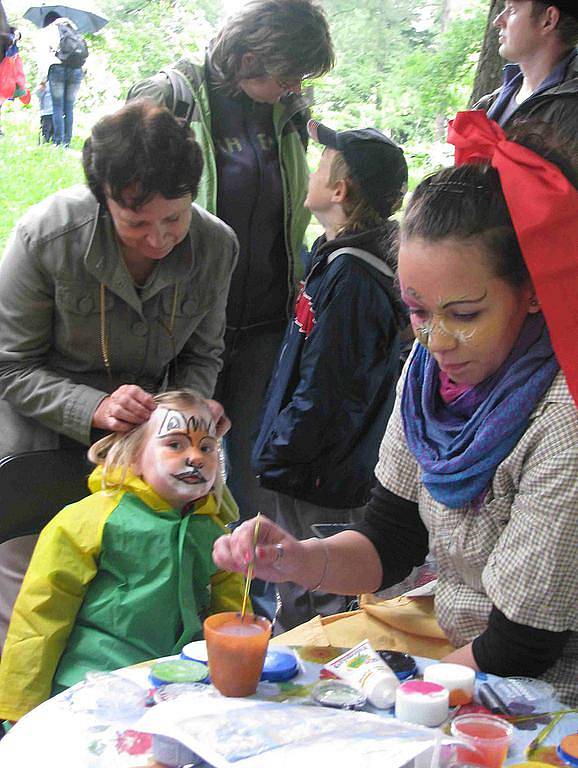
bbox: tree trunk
[469,0,503,106]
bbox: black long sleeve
[352,480,429,590]
[472,605,571,677]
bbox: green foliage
[391,7,487,140]
[96,0,221,99]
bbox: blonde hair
[88,390,223,501]
[328,151,403,234]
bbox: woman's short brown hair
[82,100,204,209]
[211,0,334,89]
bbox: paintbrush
[525,711,564,758]
[240,512,261,621]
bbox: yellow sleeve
[0,495,113,721]
[210,567,251,615]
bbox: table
[0,646,575,767]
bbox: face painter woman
[0,99,238,645]
[214,110,578,706]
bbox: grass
[0,103,85,253]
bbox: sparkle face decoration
[133,405,219,509]
[398,236,538,386]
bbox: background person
[214,111,578,705]
[36,80,53,142]
[36,13,83,146]
[0,100,238,646]
[0,390,247,722]
[252,120,407,630]
[476,0,577,138]
[127,0,334,526]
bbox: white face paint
[398,236,538,386]
[133,405,219,509]
[415,303,477,349]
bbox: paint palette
[492,676,554,715]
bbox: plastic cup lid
[149,659,209,687]
[180,640,209,663]
[312,680,367,710]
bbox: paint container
[312,679,367,710]
[323,639,399,708]
[423,663,475,706]
[378,650,418,681]
[203,611,272,697]
[149,659,209,688]
[450,714,513,768]
[395,680,449,727]
[492,677,554,715]
[181,640,298,683]
[558,733,578,766]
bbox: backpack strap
[327,247,395,280]
[161,67,196,123]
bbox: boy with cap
[252,121,407,631]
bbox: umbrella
[24,2,108,34]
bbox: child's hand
[213,515,304,584]
[92,385,157,432]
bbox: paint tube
[323,639,399,708]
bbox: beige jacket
[0,185,238,455]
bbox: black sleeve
[472,605,571,677]
[352,481,429,590]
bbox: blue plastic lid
[558,734,578,767]
[261,650,299,682]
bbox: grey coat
[0,185,238,455]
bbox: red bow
[447,110,578,409]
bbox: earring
[530,297,539,308]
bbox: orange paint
[451,714,513,768]
[449,687,472,706]
[204,612,271,697]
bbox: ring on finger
[273,543,284,570]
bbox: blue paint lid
[261,649,299,682]
[558,734,578,767]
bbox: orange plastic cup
[204,612,272,697]
[451,714,513,768]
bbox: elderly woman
[0,99,238,643]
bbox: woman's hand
[205,399,231,438]
[213,515,315,585]
[92,385,156,432]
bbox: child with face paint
[0,390,246,722]
[214,112,578,705]
[251,120,408,631]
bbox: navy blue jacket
[252,226,401,509]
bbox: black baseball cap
[308,119,408,216]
